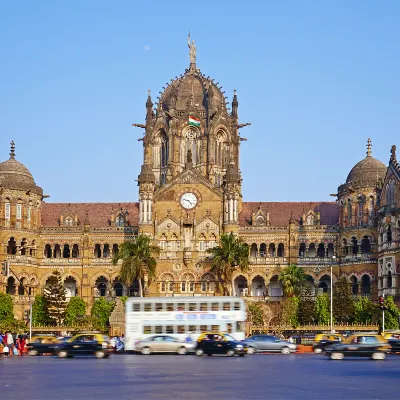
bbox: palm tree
[278,264,306,297]
[112,235,160,297]
[207,233,249,296]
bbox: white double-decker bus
[125,296,246,351]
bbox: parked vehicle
[243,335,297,354]
[135,335,195,355]
[195,332,247,357]
[312,334,343,354]
[383,332,400,353]
[27,335,60,356]
[325,334,390,360]
[56,333,113,359]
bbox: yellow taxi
[27,335,60,356]
[313,333,344,354]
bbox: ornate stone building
[1,43,399,318]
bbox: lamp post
[330,256,336,333]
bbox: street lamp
[330,256,336,333]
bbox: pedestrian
[3,344,9,357]
[6,331,14,356]
[19,336,26,356]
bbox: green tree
[383,296,400,330]
[91,297,115,330]
[278,264,305,297]
[31,295,51,326]
[43,270,67,325]
[314,294,330,325]
[65,297,86,326]
[333,276,354,324]
[298,284,315,325]
[207,233,249,295]
[247,303,264,327]
[0,291,14,321]
[354,296,379,325]
[112,235,160,297]
[281,297,300,328]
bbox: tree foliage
[112,235,160,297]
[333,276,354,324]
[207,233,249,295]
[43,270,67,326]
[282,297,300,328]
[354,296,379,325]
[91,297,115,330]
[65,297,86,326]
[247,303,264,326]
[298,285,315,325]
[314,294,330,325]
[278,265,305,297]
[32,295,51,326]
[383,296,400,330]
[0,291,14,321]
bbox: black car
[27,336,60,356]
[325,334,391,360]
[388,338,400,353]
[313,335,343,354]
[56,333,113,359]
[195,333,247,357]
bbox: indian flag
[189,116,201,127]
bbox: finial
[148,89,151,96]
[234,89,237,96]
[366,138,372,157]
[9,140,15,159]
[390,145,397,162]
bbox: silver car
[135,335,195,355]
[243,335,297,354]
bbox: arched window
[306,215,314,226]
[54,244,61,258]
[159,234,167,251]
[388,271,393,288]
[113,282,124,297]
[198,234,206,252]
[357,202,363,225]
[368,196,375,225]
[351,276,358,295]
[62,244,70,258]
[180,127,200,165]
[44,244,52,258]
[6,277,16,295]
[299,243,306,258]
[65,216,73,226]
[308,243,316,258]
[215,131,227,169]
[259,243,267,257]
[351,237,358,255]
[94,244,101,258]
[342,239,348,255]
[268,243,276,257]
[112,244,119,256]
[103,244,110,258]
[250,243,258,258]
[386,180,395,205]
[361,275,371,294]
[317,243,325,258]
[116,216,124,227]
[347,200,352,226]
[277,243,284,257]
[181,273,195,293]
[72,244,79,258]
[20,238,27,256]
[361,236,371,254]
[387,225,392,243]
[4,199,11,220]
[7,237,16,255]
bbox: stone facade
[1,45,400,318]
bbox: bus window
[177,325,185,334]
[177,303,185,311]
[223,302,230,311]
[166,303,174,311]
[155,326,162,334]
[144,326,152,334]
[211,325,219,331]
[133,303,140,312]
[200,303,208,311]
[211,303,219,311]
[155,303,164,312]
[189,303,197,311]
[234,302,241,311]
[227,323,233,333]
[166,325,174,334]
[189,325,196,333]
[200,325,208,333]
[144,303,152,312]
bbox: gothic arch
[62,271,81,286]
[90,272,112,287]
[179,272,196,281]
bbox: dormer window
[306,215,314,226]
[65,216,74,226]
[116,216,124,227]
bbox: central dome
[0,141,42,195]
[346,139,386,187]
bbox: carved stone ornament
[173,263,182,272]
[195,263,203,272]
[314,267,321,275]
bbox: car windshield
[223,334,236,341]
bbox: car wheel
[58,350,68,359]
[239,353,245,357]
[177,347,188,355]
[195,349,204,356]
[314,348,322,354]
[330,352,344,360]
[95,351,106,359]
[141,347,151,355]
[281,347,290,355]
[28,349,38,356]
[207,353,212,356]
[247,346,256,355]
[371,352,386,360]
[226,349,235,357]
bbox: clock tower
[134,40,245,295]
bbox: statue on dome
[188,33,196,64]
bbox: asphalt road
[1,353,400,400]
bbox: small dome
[345,139,387,187]
[0,141,42,194]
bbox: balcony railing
[42,258,82,264]
[298,257,337,265]
[249,257,287,265]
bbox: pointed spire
[231,89,238,118]
[9,140,15,159]
[146,90,153,121]
[84,211,90,226]
[366,138,372,157]
[289,210,295,224]
[390,145,397,162]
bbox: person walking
[6,331,14,356]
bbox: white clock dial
[180,192,198,209]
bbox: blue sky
[1,0,399,203]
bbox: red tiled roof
[240,202,338,227]
[41,202,139,227]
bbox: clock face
[180,192,198,209]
